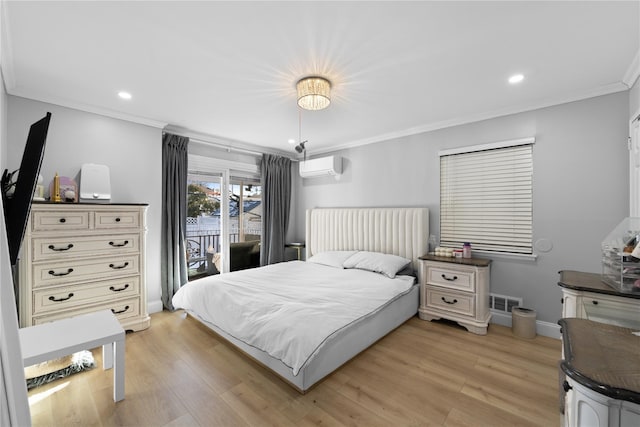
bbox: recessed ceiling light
[508,74,524,84]
[118,91,132,100]
[287,139,296,145]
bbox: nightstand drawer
[426,288,475,316]
[427,266,475,291]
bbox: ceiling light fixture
[296,76,331,110]
[508,74,524,84]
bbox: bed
[172,207,429,392]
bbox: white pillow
[306,251,358,268]
[342,251,411,278]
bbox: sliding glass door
[225,176,262,273]
[185,171,261,279]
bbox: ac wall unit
[299,156,342,178]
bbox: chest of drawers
[18,203,150,331]
[558,270,640,330]
[418,255,491,335]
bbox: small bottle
[463,242,471,259]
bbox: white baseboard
[147,299,164,314]
[490,311,561,339]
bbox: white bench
[19,309,125,402]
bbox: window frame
[439,137,535,258]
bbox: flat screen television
[1,112,51,266]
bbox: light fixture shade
[297,77,331,110]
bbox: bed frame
[187,207,429,392]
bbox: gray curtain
[160,133,189,310]
[260,154,291,265]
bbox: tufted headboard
[305,207,429,270]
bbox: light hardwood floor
[27,310,561,426]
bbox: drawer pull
[592,300,599,305]
[111,305,130,315]
[115,217,121,222]
[441,297,458,305]
[48,268,74,277]
[48,243,74,252]
[109,240,129,248]
[59,218,66,223]
[109,284,130,292]
[109,262,129,270]
[48,293,74,302]
[441,274,458,281]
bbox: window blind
[440,143,533,254]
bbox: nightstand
[285,242,305,260]
[418,255,491,335]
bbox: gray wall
[5,96,163,313]
[292,92,630,325]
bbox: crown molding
[308,81,631,156]
[623,48,640,88]
[6,90,168,129]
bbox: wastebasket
[512,307,536,339]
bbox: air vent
[489,293,523,314]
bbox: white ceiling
[2,1,639,156]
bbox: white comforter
[172,260,415,375]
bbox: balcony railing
[186,218,261,274]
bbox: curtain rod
[188,137,264,157]
[167,133,299,162]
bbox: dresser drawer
[33,296,141,325]
[95,210,140,229]
[32,210,90,231]
[427,266,475,291]
[580,292,640,329]
[32,255,139,288]
[426,287,475,317]
[32,276,140,315]
[32,234,140,261]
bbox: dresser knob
[111,305,130,315]
[115,217,121,222]
[562,380,573,392]
[48,268,73,277]
[48,293,74,302]
[441,274,458,281]
[109,284,130,292]
[48,243,74,252]
[592,300,599,305]
[441,297,458,305]
[59,218,66,223]
[109,262,129,270]
[109,240,129,248]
